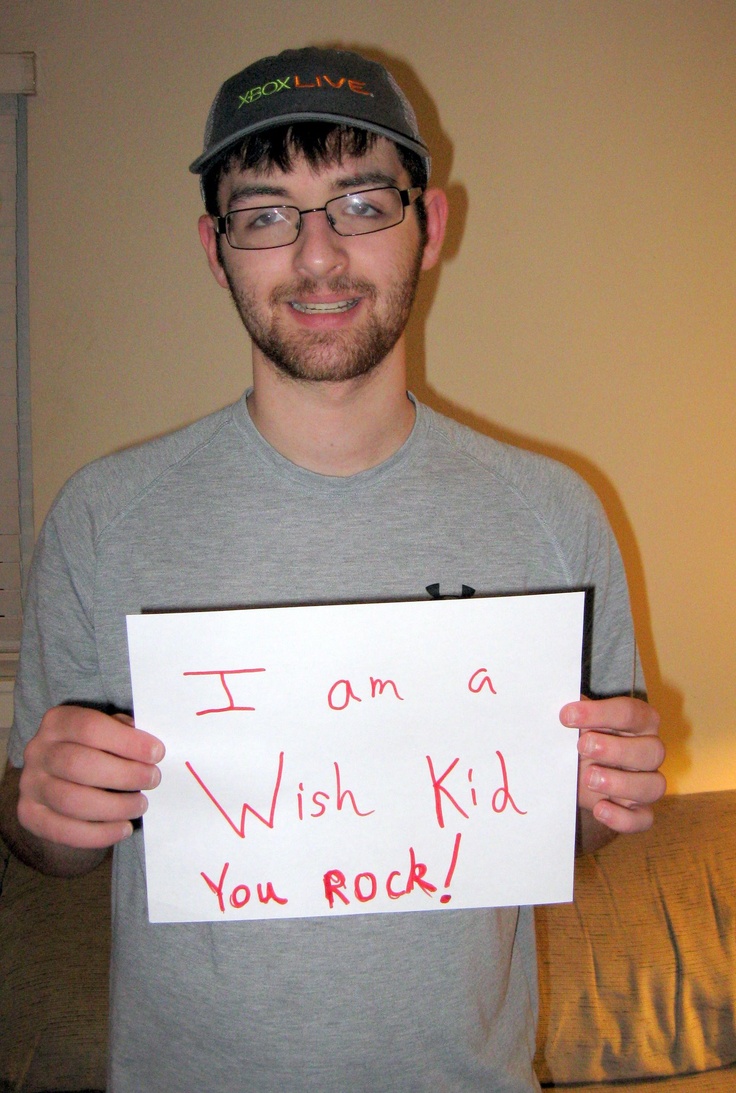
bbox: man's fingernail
[588,767,603,790]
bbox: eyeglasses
[214,186,423,250]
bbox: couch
[1,789,735,1091]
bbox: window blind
[0,57,35,655]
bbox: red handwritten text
[185,753,284,838]
[440,832,463,904]
[328,675,405,710]
[186,754,375,836]
[183,667,266,715]
[322,845,438,909]
[426,751,527,828]
[201,860,288,913]
[468,668,497,695]
[296,762,375,819]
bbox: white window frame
[0,54,35,667]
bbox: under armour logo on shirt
[425,583,476,600]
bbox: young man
[0,47,664,1091]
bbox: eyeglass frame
[213,185,424,250]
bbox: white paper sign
[127,592,584,924]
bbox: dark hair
[201,122,428,243]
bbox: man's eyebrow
[226,183,291,208]
[225,170,402,210]
[331,170,399,191]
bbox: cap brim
[189,112,430,174]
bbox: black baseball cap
[189,47,431,178]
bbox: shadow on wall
[410,371,692,793]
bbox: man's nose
[292,208,348,279]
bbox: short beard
[221,248,423,384]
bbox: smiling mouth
[290,299,360,314]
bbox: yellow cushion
[535,790,736,1085]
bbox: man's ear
[420,188,449,272]
[198,214,230,289]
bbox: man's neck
[247,353,416,477]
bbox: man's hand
[560,696,665,852]
[16,704,164,852]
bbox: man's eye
[248,208,284,229]
[344,200,381,218]
[231,208,284,230]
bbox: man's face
[208,139,425,384]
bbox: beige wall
[2,0,734,794]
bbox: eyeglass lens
[225,187,407,250]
